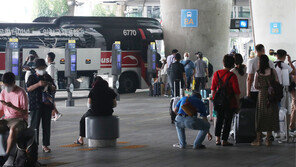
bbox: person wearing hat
[26,58,56,153]
[23,50,39,84]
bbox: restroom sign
[270,22,281,34]
[181,9,198,27]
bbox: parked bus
[0,16,164,93]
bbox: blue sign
[270,22,281,34]
[181,9,198,27]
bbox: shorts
[0,118,27,134]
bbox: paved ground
[37,91,295,167]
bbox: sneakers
[173,143,186,149]
[193,145,206,149]
[275,133,281,138]
[53,113,62,121]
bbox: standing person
[160,58,169,96]
[169,53,186,96]
[247,44,275,102]
[173,91,212,149]
[45,52,62,121]
[167,49,178,92]
[231,53,247,98]
[290,61,296,132]
[26,59,56,153]
[75,77,117,145]
[274,50,295,138]
[0,72,28,155]
[211,55,240,146]
[23,50,38,84]
[252,55,280,146]
[181,52,195,90]
[268,49,277,62]
[194,52,208,92]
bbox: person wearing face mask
[45,52,62,121]
[26,58,56,153]
[0,72,28,155]
[181,52,195,90]
[194,52,209,92]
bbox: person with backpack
[252,55,280,146]
[0,72,28,155]
[274,49,295,138]
[231,53,247,98]
[46,52,62,121]
[173,91,212,149]
[26,59,56,153]
[181,52,195,90]
[211,55,240,146]
[167,49,179,93]
[194,52,208,92]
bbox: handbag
[181,97,198,117]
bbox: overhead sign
[230,19,249,29]
[181,9,198,27]
[270,22,281,34]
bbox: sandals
[42,146,51,153]
[222,142,233,147]
[74,139,84,145]
[216,141,221,146]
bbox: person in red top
[211,55,240,146]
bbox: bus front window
[155,40,165,59]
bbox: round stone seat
[85,116,119,147]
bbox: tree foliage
[92,4,117,17]
[33,0,69,18]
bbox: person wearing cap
[268,49,277,62]
[173,91,212,149]
[26,58,56,153]
[23,50,38,84]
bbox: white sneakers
[52,113,62,121]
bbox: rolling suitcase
[234,97,256,143]
[153,82,161,96]
[169,80,183,124]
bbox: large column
[251,0,296,58]
[160,0,232,70]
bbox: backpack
[15,128,39,167]
[208,63,214,78]
[213,71,234,111]
[266,70,284,104]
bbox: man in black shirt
[26,59,55,153]
[169,53,186,96]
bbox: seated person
[173,91,212,149]
[0,72,28,154]
[75,76,117,145]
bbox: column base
[88,139,117,148]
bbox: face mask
[36,69,46,76]
[3,86,14,93]
[184,57,189,60]
[87,103,91,109]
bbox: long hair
[258,54,270,74]
[234,53,246,76]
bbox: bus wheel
[118,72,138,94]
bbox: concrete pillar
[160,0,232,70]
[251,0,296,58]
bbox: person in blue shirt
[173,91,212,149]
[181,52,195,90]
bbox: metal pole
[113,75,120,101]
[66,77,74,106]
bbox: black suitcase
[153,82,161,96]
[234,97,256,143]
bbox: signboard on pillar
[270,22,281,34]
[181,9,198,27]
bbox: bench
[85,116,119,147]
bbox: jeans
[186,76,192,90]
[175,115,210,148]
[195,77,206,92]
[29,104,52,146]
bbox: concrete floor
[38,91,296,167]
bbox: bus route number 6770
[123,29,137,36]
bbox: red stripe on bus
[138,28,146,40]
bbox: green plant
[92,4,117,17]
[33,0,69,18]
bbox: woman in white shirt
[231,53,247,99]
